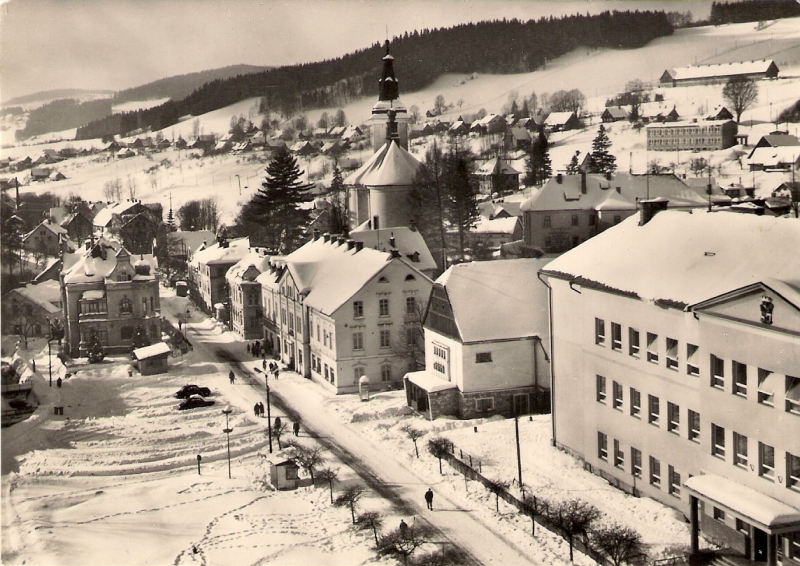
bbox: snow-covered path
[179,301,539,565]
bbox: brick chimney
[580,171,587,194]
[639,198,669,226]
[354,241,364,252]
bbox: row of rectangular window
[598,432,682,497]
[595,319,800,414]
[352,297,417,319]
[352,329,392,350]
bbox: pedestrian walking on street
[399,519,408,539]
[254,403,260,417]
[262,358,267,371]
[274,368,280,379]
[292,421,300,436]
[247,344,251,355]
[258,402,264,417]
[425,488,434,510]
[274,416,282,430]
[229,370,235,384]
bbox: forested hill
[113,64,275,105]
[77,10,673,140]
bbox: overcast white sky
[0,0,713,103]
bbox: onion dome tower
[371,40,410,152]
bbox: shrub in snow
[591,522,646,566]
[400,424,426,458]
[427,436,454,474]
[333,484,365,524]
[316,467,339,504]
[355,511,383,547]
[378,522,436,565]
[547,498,602,563]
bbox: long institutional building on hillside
[646,119,738,152]
[660,60,779,87]
[540,206,800,565]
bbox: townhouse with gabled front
[258,232,432,394]
[539,205,800,566]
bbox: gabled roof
[344,140,424,187]
[63,241,158,284]
[603,107,629,119]
[3,280,62,314]
[172,230,216,254]
[476,158,522,177]
[24,220,67,240]
[190,237,250,267]
[276,236,430,316]
[757,133,800,148]
[748,147,800,168]
[544,112,576,126]
[473,216,520,235]
[541,211,800,307]
[132,342,171,360]
[434,258,551,343]
[225,249,272,284]
[348,225,437,273]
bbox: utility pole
[255,366,273,453]
[222,408,233,478]
[514,406,523,489]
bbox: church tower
[371,40,411,152]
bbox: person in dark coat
[254,403,259,417]
[247,344,251,354]
[292,421,300,436]
[229,371,235,384]
[262,358,267,371]
[56,377,62,388]
[258,402,264,416]
[274,416,282,430]
[399,519,408,538]
[425,488,434,510]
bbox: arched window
[119,297,133,314]
[405,274,416,281]
[378,276,389,283]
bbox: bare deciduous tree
[356,511,384,547]
[591,522,645,566]
[722,76,758,123]
[427,437,454,474]
[548,499,602,562]
[378,522,436,565]
[316,467,339,504]
[333,484,365,524]
[400,424,425,458]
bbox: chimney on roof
[323,233,330,243]
[580,171,587,194]
[354,241,364,252]
[313,228,320,240]
[347,239,355,250]
[606,171,612,181]
[389,232,396,247]
[639,198,669,226]
[390,248,401,258]
[337,236,346,246]
[557,173,563,184]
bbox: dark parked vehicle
[174,385,212,399]
[178,395,215,411]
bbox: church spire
[378,40,399,102]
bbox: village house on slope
[1,280,63,340]
[61,240,160,357]
[257,232,433,394]
[539,206,799,566]
[405,259,551,420]
[520,171,731,253]
[187,237,250,316]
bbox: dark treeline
[77,10,673,140]
[708,0,800,25]
[19,98,112,140]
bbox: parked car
[178,395,215,411]
[174,385,212,399]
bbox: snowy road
[175,300,538,566]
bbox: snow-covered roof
[63,242,158,284]
[4,280,62,314]
[665,60,777,81]
[473,216,519,235]
[435,258,551,343]
[24,220,67,240]
[225,249,272,284]
[544,112,576,126]
[277,235,429,315]
[344,140,424,187]
[404,370,457,392]
[132,342,171,360]
[347,226,437,273]
[190,238,250,267]
[684,474,800,530]
[541,210,800,307]
[476,158,522,177]
[520,172,718,213]
[172,230,216,254]
[92,200,142,228]
[747,146,800,168]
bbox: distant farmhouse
[646,119,738,152]
[660,60,779,87]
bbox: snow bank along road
[189,324,537,565]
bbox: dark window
[667,402,680,433]
[595,318,605,346]
[712,424,725,458]
[119,297,132,314]
[611,323,622,351]
[688,410,700,442]
[379,298,389,317]
[646,333,658,363]
[353,301,363,318]
[733,361,747,396]
[630,388,641,417]
[687,344,699,376]
[648,395,660,425]
[571,214,579,226]
[734,432,748,467]
[597,375,607,403]
[598,431,608,461]
[711,355,724,389]
[666,338,678,370]
[475,352,492,363]
[759,442,774,480]
[629,328,640,357]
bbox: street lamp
[254,367,273,453]
[222,407,233,479]
[46,317,53,387]
[235,174,241,195]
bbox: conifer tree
[525,129,552,185]
[565,151,581,174]
[443,149,479,262]
[591,125,617,174]
[408,141,447,270]
[328,165,348,234]
[87,332,105,363]
[246,147,314,253]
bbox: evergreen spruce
[408,141,448,270]
[525,129,552,185]
[443,149,480,262]
[565,151,581,174]
[591,125,617,174]
[132,325,151,350]
[86,332,105,363]
[246,147,314,253]
[328,165,348,234]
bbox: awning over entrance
[685,474,800,533]
[404,371,457,393]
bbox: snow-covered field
[2,294,713,566]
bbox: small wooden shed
[268,455,301,490]
[132,342,171,376]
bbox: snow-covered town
[2,2,800,566]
